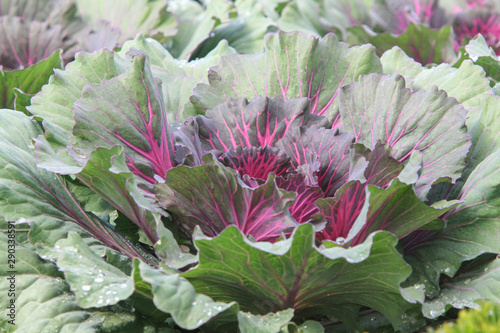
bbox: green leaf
[238,308,294,333]
[279,0,373,39]
[138,260,236,330]
[155,221,197,270]
[0,49,62,110]
[182,224,415,330]
[28,49,129,151]
[349,179,457,246]
[347,23,456,65]
[423,255,500,318]
[381,48,493,129]
[449,95,500,198]
[53,232,134,308]
[0,233,143,333]
[192,30,382,124]
[0,110,148,259]
[403,153,500,297]
[74,0,177,44]
[71,53,176,190]
[190,2,277,57]
[166,0,232,60]
[75,146,162,244]
[339,74,470,199]
[462,34,500,85]
[155,154,297,242]
[119,34,236,122]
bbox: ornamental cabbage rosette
[4,30,499,332]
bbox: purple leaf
[0,16,65,69]
[276,126,354,197]
[276,174,324,224]
[181,96,328,154]
[71,53,176,191]
[339,74,471,199]
[314,141,445,245]
[155,154,298,242]
[220,146,291,181]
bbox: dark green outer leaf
[71,54,176,189]
[182,224,415,329]
[0,110,146,259]
[423,255,500,318]
[347,23,456,65]
[403,152,500,297]
[0,233,145,333]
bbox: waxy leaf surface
[0,110,146,258]
[155,155,297,241]
[182,224,415,329]
[72,53,176,188]
[0,233,145,332]
[185,96,327,154]
[276,126,354,197]
[28,49,129,150]
[403,153,500,297]
[339,74,470,199]
[381,48,493,128]
[348,24,455,65]
[192,30,382,124]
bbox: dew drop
[94,276,104,283]
[429,310,438,317]
[209,32,215,37]
[81,285,91,291]
[119,283,127,288]
[106,299,112,305]
[335,237,346,245]
[78,155,86,159]
[97,299,103,305]
[444,267,451,274]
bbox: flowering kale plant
[1,1,500,332]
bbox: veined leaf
[339,74,470,199]
[0,233,145,333]
[28,49,129,151]
[182,224,416,330]
[155,154,297,242]
[71,53,176,189]
[347,23,456,65]
[0,110,146,259]
[182,96,327,156]
[314,143,453,245]
[381,47,493,128]
[192,30,382,124]
[119,34,236,122]
[0,49,62,111]
[403,152,500,297]
[276,126,354,197]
